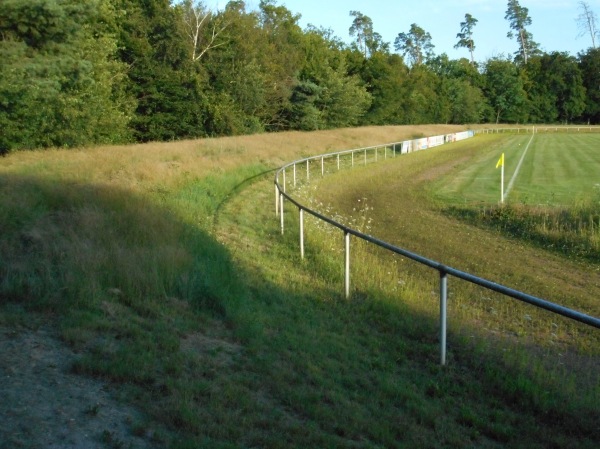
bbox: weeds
[446,196,600,263]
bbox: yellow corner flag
[496,153,504,168]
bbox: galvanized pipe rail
[476,126,600,134]
[274,135,600,366]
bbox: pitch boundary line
[505,134,535,199]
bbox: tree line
[1,0,599,153]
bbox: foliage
[578,47,600,123]
[348,10,387,57]
[0,0,133,153]
[178,0,228,62]
[524,52,586,123]
[483,57,528,123]
[429,55,489,124]
[505,0,540,64]
[454,13,478,64]
[3,1,600,152]
[359,53,410,125]
[348,10,373,58]
[113,0,207,141]
[394,23,435,67]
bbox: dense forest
[1,0,599,153]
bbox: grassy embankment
[1,126,598,448]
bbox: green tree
[394,23,435,67]
[483,57,528,123]
[454,13,478,64]
[288,80,323,130]
[348,11,387,58]
[200,0,305,133]
[200,2,267,134]
[358,53,410,125]
[505,0,539,64]
[402,65,440,124]
[429,54,488,124]
[317,64,371,128]
[285,24,371,130]
[114,0,206,141]
[0,0,133,153]
[578,47,600,123]
[447,78,488,123]
[525,52,586,123]
[349,10,373,58]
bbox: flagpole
[501,162,504,204]
[496,152,505,204]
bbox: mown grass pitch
[434,133,600,206]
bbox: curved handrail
[273,131,600,363]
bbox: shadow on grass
[0,173,598,448]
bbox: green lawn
[433,133,600,206]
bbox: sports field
[434,133,600,205]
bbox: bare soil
[0,325,155,449]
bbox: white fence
[476,126,600,134]
[274,129,600,366]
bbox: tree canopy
[0,0,598,153]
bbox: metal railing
[476,126,600,134]
[274,132,600,366]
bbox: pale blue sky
[240,0,600,61]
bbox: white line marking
[505,134,535,199]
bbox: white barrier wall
[427,135,446,148]
[454,130,473,141]
[401,131,471,154]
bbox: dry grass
[0,125,467,189]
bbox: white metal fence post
[275,184,279,216]
[280,193,284,235]
[440,269,448,366]
[345,231,351,299]
[299,208,304,259]
[306,160,310,181]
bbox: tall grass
[2,126,599,448]
[300,135,599,415]
[447,197,600,263]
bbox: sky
[238,0,600,61]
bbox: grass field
[306,133,600,430]
[426,133,600,263]
[434,133,600,206]
[1,127,599,448]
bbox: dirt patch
[180,332,242,368]
[416,155,471,182]
[0,326,155,449]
